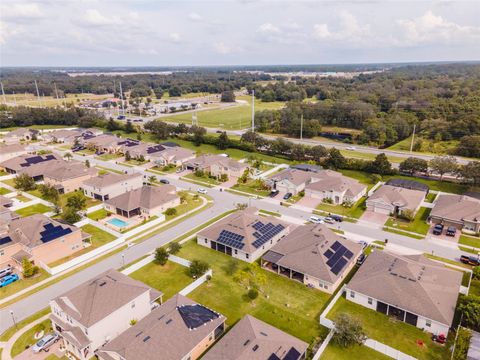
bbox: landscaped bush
[154,247,169,265]
[188,259,209,278]
[22,258,40,278]
[169,242,181,255]
[247,288,259,301]
[165,208,177,216]
[332,313,367,348]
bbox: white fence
[179,269,212,296]
[122,254,155,275]
[365,339,417,360]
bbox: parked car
[159,179,170,184]
[356,253,366,265]
[324,217,335,224]
[308,216,324,224]
[432,224,444,235]
[117,115,126,120]
[269,189,280,197]
[0,266,12,279]
[346,146,356,151]
[283,192,292,200]
[176,168,183,173]
[460,255,480,266]
[197,188,208,194]
[31,333,59,353]
[358,240,368,249]
[0,274,19,288]
[446,226,457,237]
[330,214,343,222]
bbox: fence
[365,339,417,360]
[179,269,212,296]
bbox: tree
[165,208,177,216]
[38,184,59,203]
[62,207,81,224]
[188,259,209,278]
[367,153,393,175]
[169,242,181,255]
[66,192,87,211]
[455,135,480,158]
[148,175,156,184]
[247,288,259,301]
[85,159,90,168]
[124,120,135,133]
[219,173,228,182]
[332,313,367,348]
[191,125,206,146]
[458,295,480,331]
[217,132,229,150]
[236,203,248,210]
[220,90,236,102]
[14,174,36,191]
[125,151,131,161]
[154,247,169,265]
[473,266,480,280]
[106,118,120,131]
[325,148,347,169]
[399,157,428,175]
[459,162,480,186]
[22,257,39,278]
[64,152,73,161]
[238,168,250,184]
[430,156,458,180]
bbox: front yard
[177,240,331,344]
[15,203,52,217]
[0,187,11,195]
[384,207,431,235]
[327,297,452,360]
[130,260,193,300]
[11,318,53,358]
[97,153,123,161]
[182,172,220,186]
[230,179,271,197]
[164,192,203,221]
[315,197,367,219]
[459,234,480,249]
[0,268,50,300]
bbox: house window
[350,291,355,298]
[234,249,238,255]
[0,250,4,256]
[246,254,249,259]
[425,320,431,327]
[204,239,208,244]
[368,298,373,305]
[131,302,135,309]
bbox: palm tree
[148,176,156,184]
[64,152,73,161]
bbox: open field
[387,136,459,155]
[1,93,112,108]
[160,95,285,130]
[177,240,331,344]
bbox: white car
[31,333,59,353]
[197,188,208,194]
[308,216,324,224]
[346,146,356,151]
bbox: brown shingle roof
[83,172,142,188]
[306,170,366,197]
[268,168,313,187]
[43,161,97,181]
[0,154,63,175]
[431,194,480,224]
[368,185,425,211]
[185,154,247,171]
[53,269,162,327]
[263,224,362,283]
[0,143,27,155]
[347,251,462,326]
[203,315,308,360]
[151,146,195,162]
[96,294,225,360]
[105,185,178,211]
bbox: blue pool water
[107,218,129,227]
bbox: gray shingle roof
[431,194,480,223]
[83,172,142,188]
[105,185,178,211]
[368,185,425,210]
[306,170,366,198]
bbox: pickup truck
[460,255,480,266]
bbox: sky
[1,0,479,67]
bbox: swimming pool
[107,218,129,228]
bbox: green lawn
[315,197,367,219]
[60,190,100,208]
[182,173,220,186]
[87,208,109,221]
[15,194,31,202]
[95,165,124,174]
[0,187,11,195]
[15,203,52,217]
[383,227,424,239]
[470,279,480,297]
[1,178,16,187]
[47,224,117,267]
[97,153,122,161]
[328,297,451,360]
[321,343,391,360]
[77,149,96,155]
[164,192,203,221]
[177,240,331,344]
[161,95,285,130]
[11,319,53,357]
[45,355,69,360]
[230,179,271,197]
[459,234,480,249]
[424,254,473,270]
[124,159,149,166]
[0,308,50,341]
[425,192,437,203]
[0,170,7,176]
[384,207,431,235]
[0,268,51,300]
[130,260,193,300]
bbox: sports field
[1,93,112,107]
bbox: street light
[10,310,16,328]
[121,254,125,267]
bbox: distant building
[3,128,41,144]
[184,154,248,180]
[83,173,143,201]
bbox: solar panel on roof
[251,224,285,248]
[267,354,281,360]
[177,304,219,330]
[0,236,12,246]
[216,230,245,249]
[323,249,334,258]
[252,221,265,230]
[344,250,353,259]
[331,241,341,251]
[331,258,348,275]
[283,347,302,360]
[39,224,73,243]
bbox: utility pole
[409,124,416,153]
[251,90,255,132]
[13,91,17,106]
[0,82,6,104]
[192,110,198,126]
[34,80,41,103]
[300,114,304,140]
[119,81,125,116]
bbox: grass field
[0,268,50,300]
[384,207,431,235]
[87,208,109,221]
[387,136,459,155]
[320,343,391,360]
[160,95,285,130]
[177,240,331,344]
[2,92,111,108]
[11,319,53,357]
[130,260,193,300]
[328,297,452,360]
[15,203,52,217]
[0,187,11,195]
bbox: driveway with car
[15,342,63,360]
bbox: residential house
[81,134,122,153]
[430,194,480,233]
[197,207,290,263]
[290,163,322,173]
[346,251,462,336]
[43,129,83,144]
[203,315,308,360]
[184,154,248,180]
[267,168,315,195]
[366,185,425,216]
[83,173,143,201]
[3,128,41,144]
[50,269,163,360]
[0,153,65,181]
[0,144,28,163]
[262,224,362,293]
[96,294,226,360]
[304,170,367,205]
[104,185,180,218]
[151,146,196,167]
[385,178,430,194]
[0,214,90,270]
[43,161,98,194]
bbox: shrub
[14,174,36,191]
[189,259,209,278]
[22,258,39,278]
[332,313,367,348]
[247,288,259,300]
[194,169,205,177]
[154,247,169,265]
[169,242,181,255]
[219,174,228,182]
[165,208,177,216]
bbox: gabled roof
[385,178,429,193]
[306,170,366,198]
[263,224,362,283]
[96,294,225,360]
[431,194,480,223]
[0,153,63,173]
[203,315,308,360]
[268,168,313,187]
[105,185,178,211]
[84,134,120,148]
[185,154,248,171]
[0,143,27,155]
[83,172,142,188]
[347,251,462,326]
[151,146,195,162]
[43,161,97,181]
[53,269,162,327]
[367,185,425,210]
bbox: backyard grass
[459,234,480,249]
[327,297,452,360]
[164,192,203,221]
[130,260,193,300]
[1,178,16,187]
[15,203,52,217]
[230,179,271,197]
[11,319,53,357]
[87,208,109,221]
[120,215,159,233]
[425,192,437,203]
[177,240,331,344]
[0,187,11,195]
[315,198,367,219]
[47,224,117,267]
[60,190,100,208]
[384,207,431,235]
[470,278,480,297]
[0,268,50,300]
[320,343,391,360]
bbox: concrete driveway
[15,342,64,360]
[360,211,389,226]
[296,196,321,209]
[426,224,461,243]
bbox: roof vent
[143,336,151,342]
[253,345,259,352]
[244,340,251,346]
[166,319,173,325]
[99,281,107,287]
[135,331,143,338]
[260,331,268,337]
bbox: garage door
[369,204,390,214]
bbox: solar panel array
[251,221,285,249]
[177,304,219,330]
[39,223,73,243]
[323,241,354,275]
[216,230,245,249]
[147,145,166,154]
[118,139,139,147]
[19,155,56,168]
[266,347,302,360]
[0,236,12,246]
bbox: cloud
[1,2,43,20]
[169,32,181,43]
[84,9,118,26]
[256,22,306,44]
[188,12,202,22]
[257,23,281,35]
[312,24,331,39]
[396,11,480,46]
[214,42,242,55]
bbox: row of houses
[50,269,309,360]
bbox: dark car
[283,192,292,200]
[330,214,343,222]
[432,224,444,235]
[159,179,170,184]
[117,115,126,120]
[446,226,457,237]
[460,255,480,266]
[269,190,279,197]
[356,254,366,266]
[0,266,12,279]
